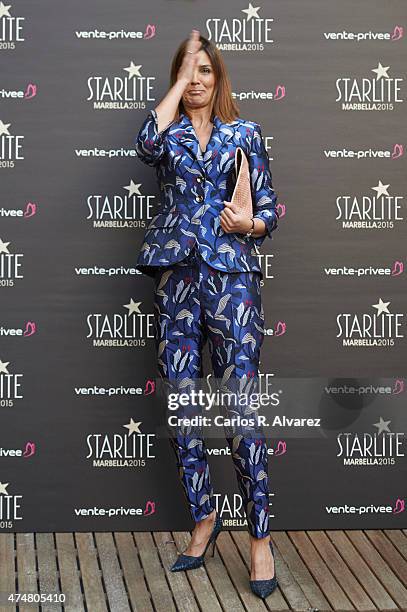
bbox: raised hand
[177,29,202,83]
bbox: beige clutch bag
[230,146,253,217]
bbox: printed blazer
[134,107,279,278]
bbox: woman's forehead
[195,50,212,66]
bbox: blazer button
[196,176,202,183]
[196,195,204,202]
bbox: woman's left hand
[220,201,252,234]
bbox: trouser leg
[153,253,215,522]
[199,261,270,538]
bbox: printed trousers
[153,246,270,538]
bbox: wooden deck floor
[0,529,407,611]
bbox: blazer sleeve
[248,122,279,239]
[134,108,176,167]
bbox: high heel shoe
[170,513,223,572]
[249,539,278,599]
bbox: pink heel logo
[23,202,37,217]
[144,379,155,395]
[276,203,286,219]
[393,498,405,514]
[391,144,404,159]
[274,321,286,337]
[391,25,404,41]
[274,441,287,456]
[144,24,156,39]
[274,85,286,101]
[23,322,36,337]
[23,442,36,457]
[144,500,156,515]
[24,83,37,99]
[392,379,404,394]
[391,261,403,276]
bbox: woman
[134,29,279,599]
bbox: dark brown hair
[169,34,240,124]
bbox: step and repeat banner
[1,1,406,532]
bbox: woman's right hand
[177,29,201,84]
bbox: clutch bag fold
[229,146,253,217]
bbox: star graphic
[0,482,9,495]
[0,360,10,374]
[0,238,11,254]
[371,180,390,199]
[124,62,142,79]
[242,2,261,20]
[372,298,391,316]
[0,120,11,137]
[124,180,142,197]
[0,2,11,19]
[372,62,390,80]
[373,416,391,435]
[124,298,142,315]
[123,418,142,435]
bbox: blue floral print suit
[134,108,279,279]
[134,107,278,538]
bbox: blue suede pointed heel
[249,539,278,599]
[170,513,223,572]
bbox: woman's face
[181,49,216,114]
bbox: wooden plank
[134,532,176,612]
[346,530,407,610]
[308,531,376,611]
[5,528,407,612]
[232,531,311,612]
[384,530,407,561]
[36,533,62,612]
[115,531,153,612]
[16,533,39,612]
[289,531,353,610]
[76,532,108,612]
[0,533,16,612]
[55,533,84,612]
[272,531,332,611]
[172,532,224,612]
[94,532,131,612]
[326,530,398,611]
[153,532,199,612]
[365,530,407,585]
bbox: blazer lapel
[171,112,239,174]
